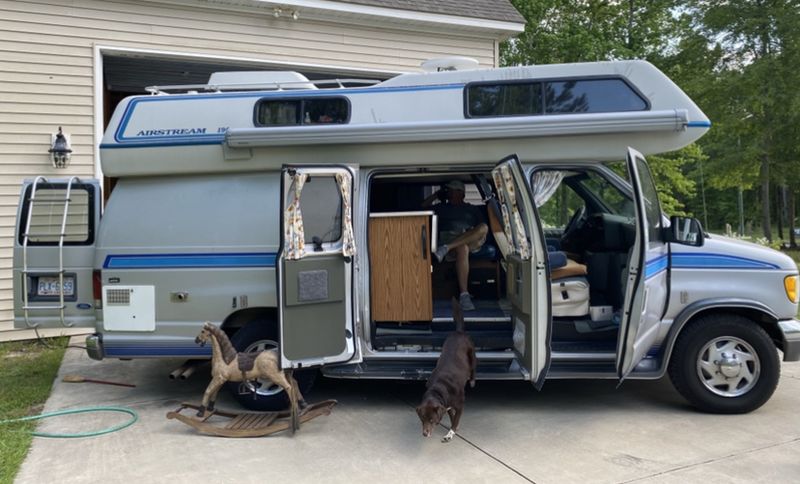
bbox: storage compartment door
[492,155,550,388]
[279,166,360,369]
[13,178,101,329]
[616,148,669,379]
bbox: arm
[422,189,442,208]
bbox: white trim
[93,45,104,189]
[95,45,404,77]
[213,0,525,34]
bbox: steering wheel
[561,205,587,243]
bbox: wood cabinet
[369,212,434,321]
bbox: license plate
[37,277,75,297]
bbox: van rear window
[18,184,94,246]
[255,97,349,126]
[466,78,647,117]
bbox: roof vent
[420,57,480,72]
[206,71,317,90]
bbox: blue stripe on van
[644,254,668,279]
[687,120,712,128]
[671,252,779,270]
[103,253,277,269]
[104,346,212,357]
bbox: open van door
[13,177,100,329]
[491,155,550,388]
[278,166,361,370]
[617,148,669,379]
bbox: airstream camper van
[14,59,800,414]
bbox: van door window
[284,173,344,259]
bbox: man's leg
[434,224,488,262]
[435,224,487,311]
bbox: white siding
[0,0,501,336]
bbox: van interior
[366,166,637,359]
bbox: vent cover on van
[105,288,132,305]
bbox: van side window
[255,97,349,126]
[466,78,647,117]
[18,185,94,245]
[631,159,663,243]
[299,176,342,244]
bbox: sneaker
[459,292,475,311]
[433,245,448,263]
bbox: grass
[0,338,67,484]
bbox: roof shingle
[334,0,525,24]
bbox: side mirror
[666,215,705,246]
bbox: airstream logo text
[136,128,208,137]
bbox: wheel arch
[659,299,781,374]
[220,307,278,336]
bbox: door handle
[421,225,428,260]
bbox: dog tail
[451,297,465,333]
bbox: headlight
[785,275,799,304]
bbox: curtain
[531,170,564,207]
[499,165,531,260]
[284,172,308,260]
[335,172,356,257]
[491,169,517,256]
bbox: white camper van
[14,60,800,414]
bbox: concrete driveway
[15,340,800,484]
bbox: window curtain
[334,172,356,258]
[491,169,517,256]
[284,172,308,260]
[531,170,564,207]
[498,165,531,260]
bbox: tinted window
[256,97,349,126]
[633,158,663,244]
[545,79,647,114]
[300,176,342,244]
[467,83,542,117]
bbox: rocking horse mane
[204,323,237,365]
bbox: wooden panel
[369,215,431,321]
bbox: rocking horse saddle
[237,351,258,374]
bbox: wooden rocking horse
[194,322,304,433]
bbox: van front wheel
[668,314,780,414]
[225,319,317,412]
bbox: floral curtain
[334,172,356,258]
[491,170,516,255]
[284,172,308,260]
[499,165,531,260]
[531,170,564,207]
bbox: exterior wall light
[273,7,281,18]
[292,10,299,20]
[49,126,72,169]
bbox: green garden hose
[0,406,138,438]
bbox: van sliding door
[617,148,669,378]
[492,155,550,388]
[278,166,360,369]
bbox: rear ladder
[20,176,82,328]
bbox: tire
[224,318,317,412]
[668,313,780,414]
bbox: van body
[14,60,800,413]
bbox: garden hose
[0,406,138,438]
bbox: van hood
[679,233,798,271]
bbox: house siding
[0,0,502,336]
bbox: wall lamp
[49,126,72,169]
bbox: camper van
[14,60,800,415]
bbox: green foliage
[503,0,800,237]
[0,338,67,484]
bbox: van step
[322,359,525,381]
[372,331,512,352]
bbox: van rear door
[617,148,669,378]
[492,155,550,388]
[13,177,101,329]
[278,166,361,369]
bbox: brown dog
[416,298,476,442]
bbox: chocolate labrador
[416,298,476,442]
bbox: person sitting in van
[423,179,488,311]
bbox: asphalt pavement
[14,338,800,484]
